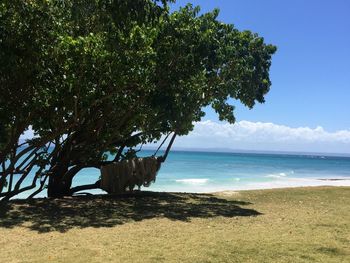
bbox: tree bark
[47,155,72,198]
[47,174,72,198]
[69,180,101,195]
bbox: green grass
[0,186,349,263]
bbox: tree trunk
[47,138,76,198]
[47,162,85,198]
[47,157,72,198]
[47,175,72,198]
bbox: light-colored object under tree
[100,157,161,194]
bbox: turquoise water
[72,151,350,194]
[6,150,350,198]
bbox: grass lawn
[0,186,349,263]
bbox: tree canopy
[0,0,276,200]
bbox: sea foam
[265,172,288,178]
[175,179,209,185]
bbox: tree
[0,0,276,200]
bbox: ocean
[7,150,350,199]
[72,150,350,194]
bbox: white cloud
[20,121,350,154]
[174,120,350,154]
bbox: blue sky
[171,0,350,131]
[168,0,350,153]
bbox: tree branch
[28,174,49,199]
[159,132,177,163]
[69,180,101,195]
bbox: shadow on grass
[0,191,260,233]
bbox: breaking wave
[175,179,209,185]
[265,171,294,178]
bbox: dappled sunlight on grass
[0,191,259,233]
[1,187,349,263]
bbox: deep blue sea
[9,150,350,198]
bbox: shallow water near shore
[73,150,350,193]
[10,150,350,198]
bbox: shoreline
[215,177,350,192]
[6,178,350,201]
[149,176,350,194]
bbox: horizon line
[142,146,350,158]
